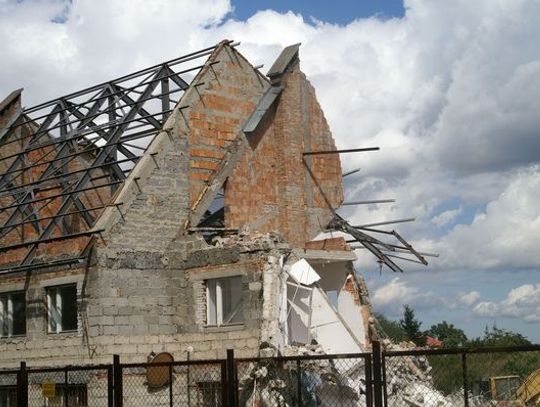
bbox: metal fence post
[296,358,302,407]
[113,354,123,407]
[365,354,373,407]
[372,340,384,407]
[221,361,228,407]
[17,361,28,407]
[226,349,236,407]
[64,367,68,407]
[462,352,469,407]
[107,366,114,407]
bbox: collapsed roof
[0,40,430,274]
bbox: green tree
[428,321,468,347]
[470,325,531,347]
[372,312,406,342]
[400,304,423,345]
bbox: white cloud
[1,0,540,276]
[473,284,540,323]
[372,277,419,307]
[459,291,481,307]
[431,207,462,228]
[371,277,444,316]
[433,167,540,270]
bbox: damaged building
[0,40,427,371]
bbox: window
[206,276,243,326]
[44,384,87,407]
[47,285,78,333]
[0,292,26,337]
[0,386,17,407]
[196,382,222,406]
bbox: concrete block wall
[0,247,268,368]
[0,43,349,369]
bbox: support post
[107,366,114,407]
[365,355,373,407]
[372,341,384,407]
[17,361,28,407]
[296,358,302,406]
[462,353,469,407]
[221,361,228,407]
[64,368,68,407]
[226,349,236,407]
[168,364,173,407]
[113,354,123,407]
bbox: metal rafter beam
[0,42,223,273]
[17,66,168,266]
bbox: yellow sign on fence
[42,379,56,398]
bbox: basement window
[206,276,243,327]
[47,284,78,334]
[196,382,222,406]
[0,386,17,407]
[0,292,26,338]
[43,384,87,407]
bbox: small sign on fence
[42,379,56,398]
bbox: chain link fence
[1,344,538,407]
[26,365,112,407]
[383,346,540,407]
[236,353,372,406]
[120,360,226,407]
[0,370,18,407]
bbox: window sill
[47,330,80,337]
[204,324,245,333]
[0,335,26,342]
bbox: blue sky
[0,0,539,343]
[230,0,405,23]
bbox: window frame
[0,385,17,407]
[43,383,87,407]
[0,291,26,338]
[196,381,222,406]
[205,276,244,327]
[46,284,78,334]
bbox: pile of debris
[238,344,368,406]
[383,340,457,407]
[210,230,287,252]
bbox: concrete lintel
[291,248,357,262]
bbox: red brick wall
[0,95,111,267]
[188,45,268,209]
[224,60,344,247]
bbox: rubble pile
[239,344,367,406]
[211,230,287,252]
[383,340,456,407]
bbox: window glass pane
[0,297,7,337]
[0,387,17,407]
[221,276,243,325]
[223,276,244,324]
[60,285,77,331]
[207,280,217,326]
[47,288,58,333]
[11,292,25,336]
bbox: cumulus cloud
[1,0,540,276]
[459,291,481,307]
[433,167,540,270]
[473,284,540,323]
[431,207,462,228]
[371,277,444,316]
